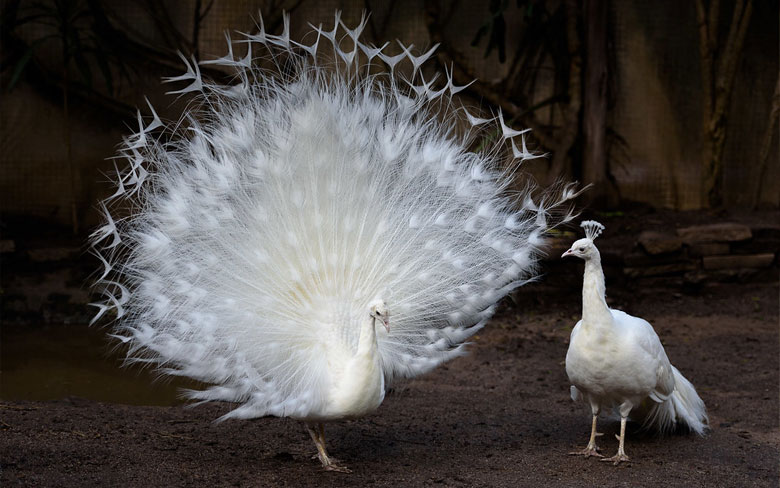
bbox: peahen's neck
[581,250,613,330]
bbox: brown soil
[1,282,778,487]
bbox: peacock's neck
[327,313,385,418]
[356,312,379,357]
[581,251,613,330]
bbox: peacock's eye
[578,247,585,252]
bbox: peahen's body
[91,13,580,471]
[562,221,708,464]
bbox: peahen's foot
[568,445,603,458]
[600,452,630,465]
[323,463,351,473]
[320,456,351,473]
[569,429,604,458]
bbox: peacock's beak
[381,319,390,333]
[561,248,573,258]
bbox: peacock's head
[562,220,605,261]
[369,299,390,332]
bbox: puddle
[1,324,200,405]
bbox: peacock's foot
[600,453,630,465]
[568,445,604,458]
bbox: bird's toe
[600,453,630,465]
[323,463,352,474]
[568,446,603,458]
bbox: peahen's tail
[643,366,708,435]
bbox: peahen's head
[369,299,390,332]
[562,220,605,261]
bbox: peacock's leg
[305,422,351,473]
[601,415,631,465]
[569,413,604,457]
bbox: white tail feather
[91,12,582,420]
[643,366,709,435]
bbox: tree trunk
[695,0,753,208]
[547,0,582,184]
[582,0,615,206]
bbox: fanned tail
[89,11,585,420]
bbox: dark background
[1,0,778,229]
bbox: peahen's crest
[580,220,605,241]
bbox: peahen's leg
[305,422,351,473]
[569,413,604,457]
[601,413,631,465]
[570,400,603,457]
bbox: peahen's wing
[612,310,675,401]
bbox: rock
[624,251,682,267]
[677,223,751,244]
[685,268,761,284]
[624,262,697,278]
[730,236,780,255]
[0,239,15,253]
[638,231,682,255]
[688,242,730,257]
[702,254,776,270]
[750,220,780,238]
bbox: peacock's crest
[580,220,605,241]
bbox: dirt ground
[1,281,778,487]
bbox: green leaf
[471,24,489,47]
[8,46,35,91]
[595,211,625,218]
[487,12,507,62]
[6,37,52,91]
[471,0,509,62]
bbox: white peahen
[562,221,708,465]
[90,13,581,472]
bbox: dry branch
[695,0,754,208]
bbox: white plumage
[562,221,708,464]
[91,12,581,471]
